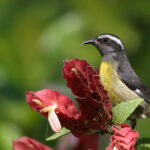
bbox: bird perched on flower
[82,33,150,128]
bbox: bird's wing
[118,72,150,104]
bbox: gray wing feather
[117,63,150,103]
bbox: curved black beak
[81,39,95,45]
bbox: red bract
[26,89,90,136]
[106,124,139,150]
[13,136,52,150]
[63,58,112,130]
[26,89,79,133]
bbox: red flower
[63,58,112,130]
[106,124,139,150]
[13,136,53,150]
[26,89,89,136]
[26,89,79,133]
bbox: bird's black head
[82,34,124,56]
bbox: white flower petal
[48,110,61,132]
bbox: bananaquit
[82,33,150,128]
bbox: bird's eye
[103,38,108,42]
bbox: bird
[82,33,150,128]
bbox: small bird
[82,33,150,128]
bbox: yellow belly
[99,62,139,105]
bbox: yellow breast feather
[99,62,139,105]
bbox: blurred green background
[0,0,150,149]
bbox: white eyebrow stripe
[98,35,124,50]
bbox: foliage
[112,98,143,124]
[46,127,70,141]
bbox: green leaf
[46,127,70,141]
[136,138,150,150]
[112,98,143,124]
[137,144,150,150]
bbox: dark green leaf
[46,127,70,141]
[112,98,143,124]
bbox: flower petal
[13,136,53,150]
[48,109,61,132]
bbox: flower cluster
[106,124,139,150]
[12,58,140,150]
[63,59,112,130]
[26,58,112,136]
